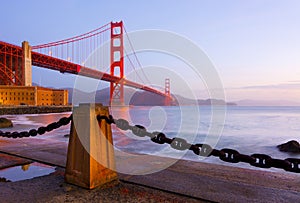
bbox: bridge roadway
[0,41,167,97]
[32,51,166,96]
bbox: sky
[1,0,300,103]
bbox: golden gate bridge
[0,21,171,105]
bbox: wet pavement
[0,162,55,182]
[0,167,205,203]
[0,153,32,170]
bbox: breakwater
[0,106,72,115]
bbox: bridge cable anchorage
[96,115,300,173]
[0,115,72,138]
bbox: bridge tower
[110,21,124,105]
[165,78,171,106]
[22,41,32,86]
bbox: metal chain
[2,113,298,173]
[0,115,72,138]
[97,115,300,173]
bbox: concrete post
[22,41,32,86]
[65,103,118,189]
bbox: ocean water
[1,106,300,173]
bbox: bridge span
[0,21,171,105]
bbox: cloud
[224,82,300,102]
[287,80,300,83]
[236,83,300,90]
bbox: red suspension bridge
[0,21,171,105]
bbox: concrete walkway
[0,137,299,202]
[0,165,205,203]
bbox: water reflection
[0,162,55,182]
[21,164,30,171]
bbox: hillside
[65,87,235,106]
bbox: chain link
[219,148,240,163]
[0,114,72,138]
[97,114,300,173]
[170,137,191,151]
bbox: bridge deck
[0,41,167,97]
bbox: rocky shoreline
[277,140,300,153]
[0,106,72,115]
[0,117,13,128]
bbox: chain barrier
[0,115,72,138]
[97,115,300,173]
[1,113,299,173]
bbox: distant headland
[68,87,236,106]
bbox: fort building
[0,85,68,106]
[0,42,68,106]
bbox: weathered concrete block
[65,103,118,189]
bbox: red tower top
[165,78,171,106]
[110,21,124,105]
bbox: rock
[63,185,73,192]
[64,134,70,138]
[0,177,11,182]
[0,118,13,128]
[277,140,300,153]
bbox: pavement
[0,137,300,202]
[0,166,205,203]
